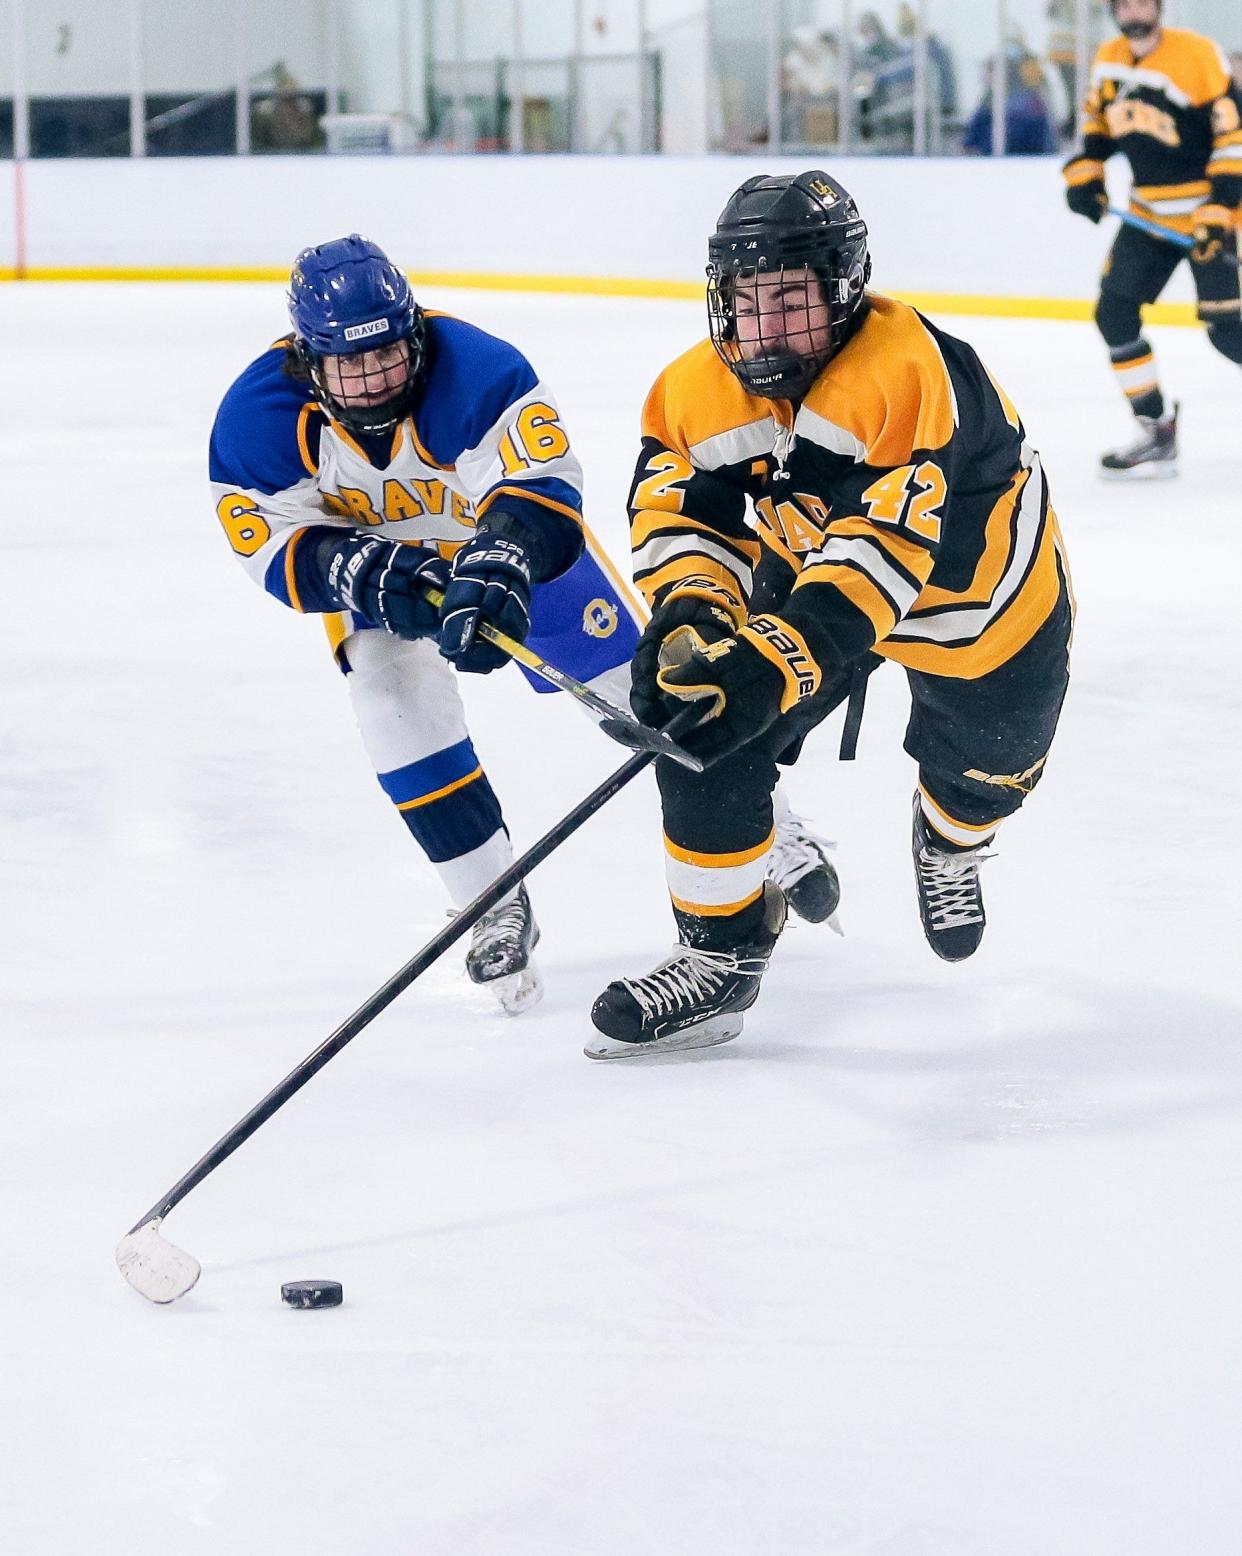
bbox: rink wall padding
[0,154,1200,324]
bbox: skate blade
[487,961,544,1017]
[1099,462,1178,481]
[584,1013,743,1061]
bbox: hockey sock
[1108,339,1164,420]
[917,787,999,853]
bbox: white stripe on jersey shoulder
[687,417,779,471]
[455,378,584,496]
[1090,60,1192,109]
[793,405,867,463]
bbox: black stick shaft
[128,711,695,1233]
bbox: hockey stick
[1109,207,1195,252]
[422,586,702,772]
[115,705,699,1305]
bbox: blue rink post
[520,543,641,694]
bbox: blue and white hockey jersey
[208,312,639,688]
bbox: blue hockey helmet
[287,234,426,434]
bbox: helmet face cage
[297,312,426,436]
[287,235,427,436]
[707,235,870,401]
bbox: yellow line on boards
[0,266,1201,327]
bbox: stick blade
[597,716,704,772]
[116,1218,201,1304]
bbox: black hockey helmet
[707,170,871,400]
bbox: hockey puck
[281,1279,343,1310]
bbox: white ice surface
[2,283,1241,1554]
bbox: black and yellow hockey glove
[631,592,743,728]
[1191,204,1236,265]
[1063,158,1107,224]
[654,614,823,766]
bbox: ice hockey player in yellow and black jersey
[585,170,1073,1061]
[1063,0,1242,475]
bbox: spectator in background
[1230,49,1242,93]
[855,11,902,70]
[962,49,1057,155]
[250,63,322,153]
[896,2,957,118]
[782,24,840,145]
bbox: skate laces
[471,892,529,951]
[767,813,835,890]
[916,842,991,930]
[620,945,751,1020]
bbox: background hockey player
[587,171,1073,1061]
[209,234,642,1013]
[1062,0,1242,476]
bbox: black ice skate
[1100,402,1178,480]
[767,811,842,929]
[585,882,786,1060]
[465,884,543,1015]
[912,797,992,962]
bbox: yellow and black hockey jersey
[1067,27,1242,232]
[629,295,1069,682]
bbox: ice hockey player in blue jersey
[208,234,642,1013]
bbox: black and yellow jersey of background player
[628,294,1070,683]
[1066,27,1242,233]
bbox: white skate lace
[471,894,529,953]
[620,946,748,1020]
[916,844,991,930]
[767,812,835,891]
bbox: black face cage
[707,242,870,401]
[298,314,427,436]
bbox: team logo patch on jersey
[583,599,619,638]
[343,318,390,343]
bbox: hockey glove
[317,535,447,639]
[437,530,532,674]
[631,593,742,728]
[655,614,823,766]
[1191,204,1236,265]
[1063,160,1106,224]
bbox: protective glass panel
[709,0,770,151]
[143,0,247,155]
[26,0,132,156]
[650,7,710,154]
[245,0,330,153]
[575,54,656,154]
[503,58,572,151]
[0,0,14,158]
[780,0,844,152]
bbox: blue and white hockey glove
[438,531,532,674]
[317,535,448,639]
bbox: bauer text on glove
[437,531,533,674]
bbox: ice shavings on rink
[2,282,1241,1553]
